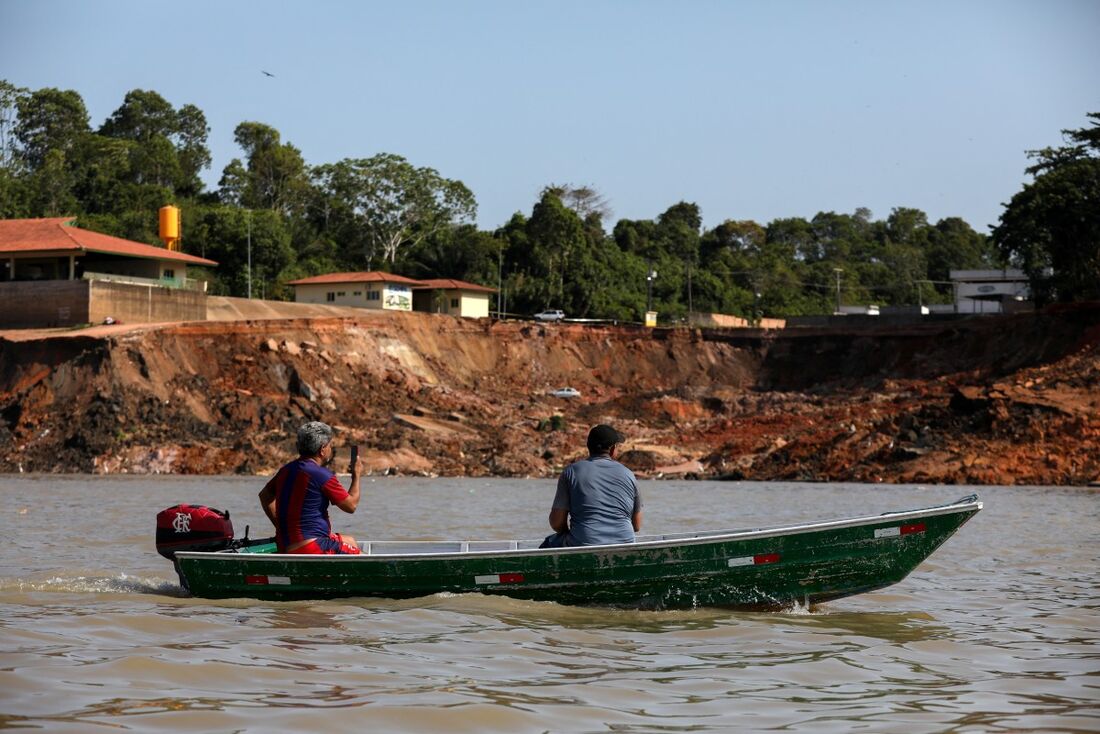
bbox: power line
[705,269,942,294]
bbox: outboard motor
[156,504,235,560]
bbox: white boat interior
[236,495,980,558]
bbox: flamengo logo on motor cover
[172,512,191,533]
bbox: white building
[287,271,421,311]
[412,278,497,319]
[950,269,1031,314]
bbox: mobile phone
[350,445,359,465]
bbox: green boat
[167,494,981,609]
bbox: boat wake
[782,599,818,616]
[0,573,184,597]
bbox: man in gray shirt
[542,424,643,547]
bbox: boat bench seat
[355,535,734,555]
[361,539,544,555]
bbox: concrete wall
[88,281,206,324]
[691,313,750,328]
[690,312,787,329]
[206,295,403,320]
[786,312,971,328]
[0,280,90,328]
[0,280,205,328]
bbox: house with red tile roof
[286,271,498,318]
[412,278,498,319]
[286,271,423,312]
[0,217,218,328]
[0,217,216,285]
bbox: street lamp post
[646,265,657,313]
[833,267,844,314]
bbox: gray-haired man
[258,421,362,554]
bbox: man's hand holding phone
[350,445,360,477]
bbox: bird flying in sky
[261,70,275,77]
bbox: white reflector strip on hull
[474,573,524,585]
[875,522,926,539]
[727,553,780,567]
[245,575,292,585]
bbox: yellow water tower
[159,205,181,251]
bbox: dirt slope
[1,303,1098,484]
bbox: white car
[534,309,565,322]
[550,387,581,398]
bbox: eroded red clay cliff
[1,303,1098,484]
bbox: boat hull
[175,497,981,608]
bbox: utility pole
[246,209,252,300]
[833,267,844,314]
[686,259,693,324]
[496,244,503,318]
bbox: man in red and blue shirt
[259,421,362,554]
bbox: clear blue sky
[2,0,1097,233]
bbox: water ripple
[1,477,1097,732]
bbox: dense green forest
[1,81,1096,318]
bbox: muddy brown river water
[0,476,1096,732]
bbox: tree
[218,158,248,207]
[657,202,701,257]
[0,80,27,171]
[809,211,865,262]
[0,81,30,218]
[70,134,136,216]
[701,219,765,262]
[885,207,929,245]
[766,217,813,263]
[696,220,765,315]
[613,217,659,258]
[993,113,1100,303]
[404,224,498,284]
[925,217,998,284]
[11,87,90,215]
[524,189,586,309]
[99,90,211,196]
[175,104,212,197]
[221,121,310,215]
[188,206,294,297]
[29,148,78,216]
[544,183,612,223]
[14,87,90,170]
[312,154,476,266]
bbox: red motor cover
[156,504,234,559]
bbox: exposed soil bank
[2,303,1098,484]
